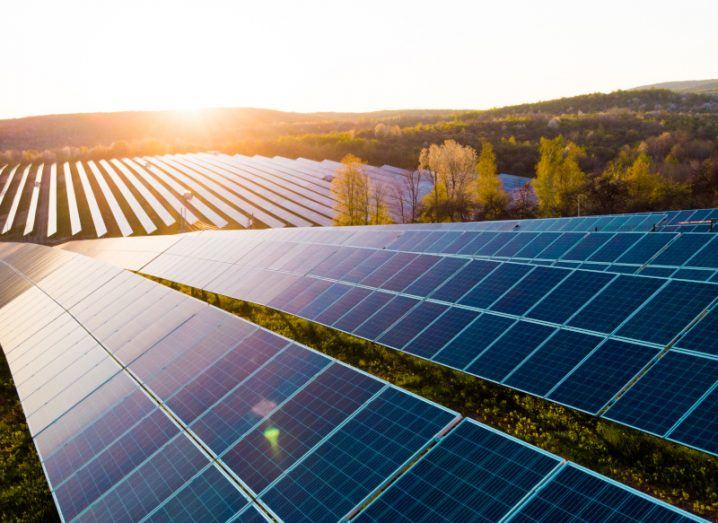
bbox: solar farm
[0,154,421,241]
[2,176,718,520]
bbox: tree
[533,136,587,216]
[391,169,424,223]
[331,154,392,225]
[475,141,509,219]
[418,140,477,222]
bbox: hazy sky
[3,0,717,119]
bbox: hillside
[631,79,718,96]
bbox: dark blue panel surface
[549,340,658,414]
[672,268,714,281]
[493,233,539,257]
[677,308,718,356]
[354,420,559,523]
[381,255,440,292]
[511,464,696,522]
[561,233,613,261]
[459,263,533,309]
[617,281,718,345]
[491,266,569,315]
[431,260,499,303]
[361,252,417,288]
[298,283,352,320]
[190,346,329,454]
[341,250,395,283]
[443,231,478,254]
[615,233,675,265]
[433,314,515,369]
[534,232,584,259]
[314,287,372,325]
[403,257,466,297]
[261,387,455,523]
[686,236,718,269]
[145,466,248,523]
[669,387,718,456]
[466,322,555,382]
[281,279,334,314]
[587,233,642,263]
[605,352,718,436]
[474,232,515,256]
[333,292,393,332]
[652,234,713,267]
[568,275,664,334]
[504,330,603,396]
[526,270,614,324]
[378,301,449,349]
[222,363,383,492]
[514,233,561,259]
[353,296,419,339]
[403,307,479,359]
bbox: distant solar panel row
[64,228,718,458]
[0,242,702,521]
[0,154,417,239]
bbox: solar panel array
[60,218,718,459]
[0,242,702,521]
[0,154,422,241]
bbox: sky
[3,0,717,119]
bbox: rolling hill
[630,79,718,96]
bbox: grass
[157,279,718,520]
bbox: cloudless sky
[3,0,717,119]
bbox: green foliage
[534,136,587,216]
[475,142,509,219]
[0,352,59,522]
[155,278,718,521]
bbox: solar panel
[23,163,43,236]
[47,163,58,237]
[75,161,108,237]
[63,162,83,235]
[2,164,31,234]
[99,159,158,234]
[86,160,133,236]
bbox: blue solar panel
[615,233,676,265]
[494,233,539,257]
[424,231,464,253]
[260,387,456,522]
[568,275,664,334]
[652,234,713,267]
[145,466,250,523]
[431,260,499,303]
[491,266,569,315]
[353,296,419,339]
[604,352,718,436]
[672,268,714,281]
[457,232,494,255]
[548,339,658,414]
[474,232,514,256]
[221,363,383,492]
[403,307,479,359]
[381,254,440,292]
[561,232,613,261]
[433,313,515,370]
[354,419,560,522]
[298,282,352,319]
[314,287,372,325]
[534,232,584,259]
[617,281,718,344]
[588,233,642,263]
[333,291,394,332]
[510,464,699,522]
[685,236,718,269]
[669,386,718,456]
[341,250,395,283]
[503,330,603,396]
[526,270,614,324]
[378,301,449,349]
[514,233,562,258]
[459,262,533,309]
[676,308,718,356]
[466,322,556,382]
[442,231,477,254]
[403,256,466,297]
[361,252,417,287]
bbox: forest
[2,89,717,219]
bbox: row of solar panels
[0,243,700,522]
[60,225,718,459]
[379,206,718,234]
[0,154,418,240]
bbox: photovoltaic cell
[260,387,456,522]
[381,254,440,292]
[510,464,697,522]
[604,351,718,436]
[561,232,613,261]
[526,270,614,325]
[588,233,642,263]
[568,275,664,334]
[669,387,718,456]
[333,292,394,332]
[459,263,533,309]
[378,301,449,349]
[466,322,555,382]
[403,307,479,359]
[676,308,718,356]
[431,260,499,303]
[432,313,514,370]
[353,296,419,340]
[617,280,718,345]
[614,233,675,265]
[548,340,658,414]
[403,257,466,297]
[491,266,569,315]
[503,330,603,396]
[652,234,712,267]
[354,419,560,522]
